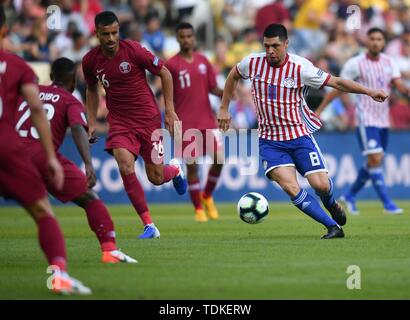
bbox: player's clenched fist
[85,164,97,188]
[370,89,389,102]
[217,109,231,132]
[165,110,180,137]
[88,123,99,144]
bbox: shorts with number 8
[259,135,328,177]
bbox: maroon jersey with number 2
[15,84,89,202]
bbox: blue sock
[316,178,336,211]
[368,167,391,205]
[347,166,369,198]
[292,189,337,228]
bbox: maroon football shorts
[48,154,88,202]
[176,128,223,161]
[27,144,88,203]
[105,125,164,165]
[0,146,47,206]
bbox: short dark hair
[0,5,6,28]
[72,31,84,42]
[95,11,119,29]
[51,58,76,81]
[145,12,159,24]
[176,22,193,33]
[263,24,288,41]
[367,27,386,39]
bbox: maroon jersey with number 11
[166,52,218,132]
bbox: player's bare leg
[201,163,223,220]
[145,161,187,195]
[186,162,208,222]
[113,148,159,239]
[268,167,344,239]
[340,153,381,215]
[307,172,346,226]
[73,190,137,263]
[24,198,91,295]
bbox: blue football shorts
[356,126,388,156]
[259,135,328,177]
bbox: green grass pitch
[0,201,409,299]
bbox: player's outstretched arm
[392,78,410,100]
[71,124,96,188]
[158,66,180,137]
[210,87,224,98]
[21,83,64,190]
[85,84,100,143]
[326,76,389,102]
[218,66,240,132]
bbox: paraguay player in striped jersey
[317,28,410,216]
[218,24,388,239]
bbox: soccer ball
[237,192,269,224]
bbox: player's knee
[117,161,135,176]
[186,165,198,182]
[310,177,330,195]
[313,183,329,195]
[187,172,199,183]
[280,183,300,197]
[74,190,99,208]
[147,171,163,185]
[26,198,53,221]
[367,155,382,168]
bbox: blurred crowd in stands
[1,0,410,132]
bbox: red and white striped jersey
[236,53,330,141]
[341,52,401,128]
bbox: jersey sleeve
[300,61,331,89]
[66,98,89,131]
[18,60,37,88]
[236,55,252,79]
[340,58,360,81]
[390,58,401,80]
[82,53,98,87]
[130,40,164,75]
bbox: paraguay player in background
[166,22,224,222]
[317,27,410,215]
[16,57,137,264]
[82,11,187,239]
[0,6,90,294]
[218,24,389,239]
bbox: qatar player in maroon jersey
[16,58,137,264]
[82,11,187,239]
[166,23,224,222]
[0,7,90,295]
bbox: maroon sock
[122,173,152,225]
[37,215,67,272]
[84,199,117,252]
[188,179,202,210]
[203,168,221,198]
[163,165,179,183]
